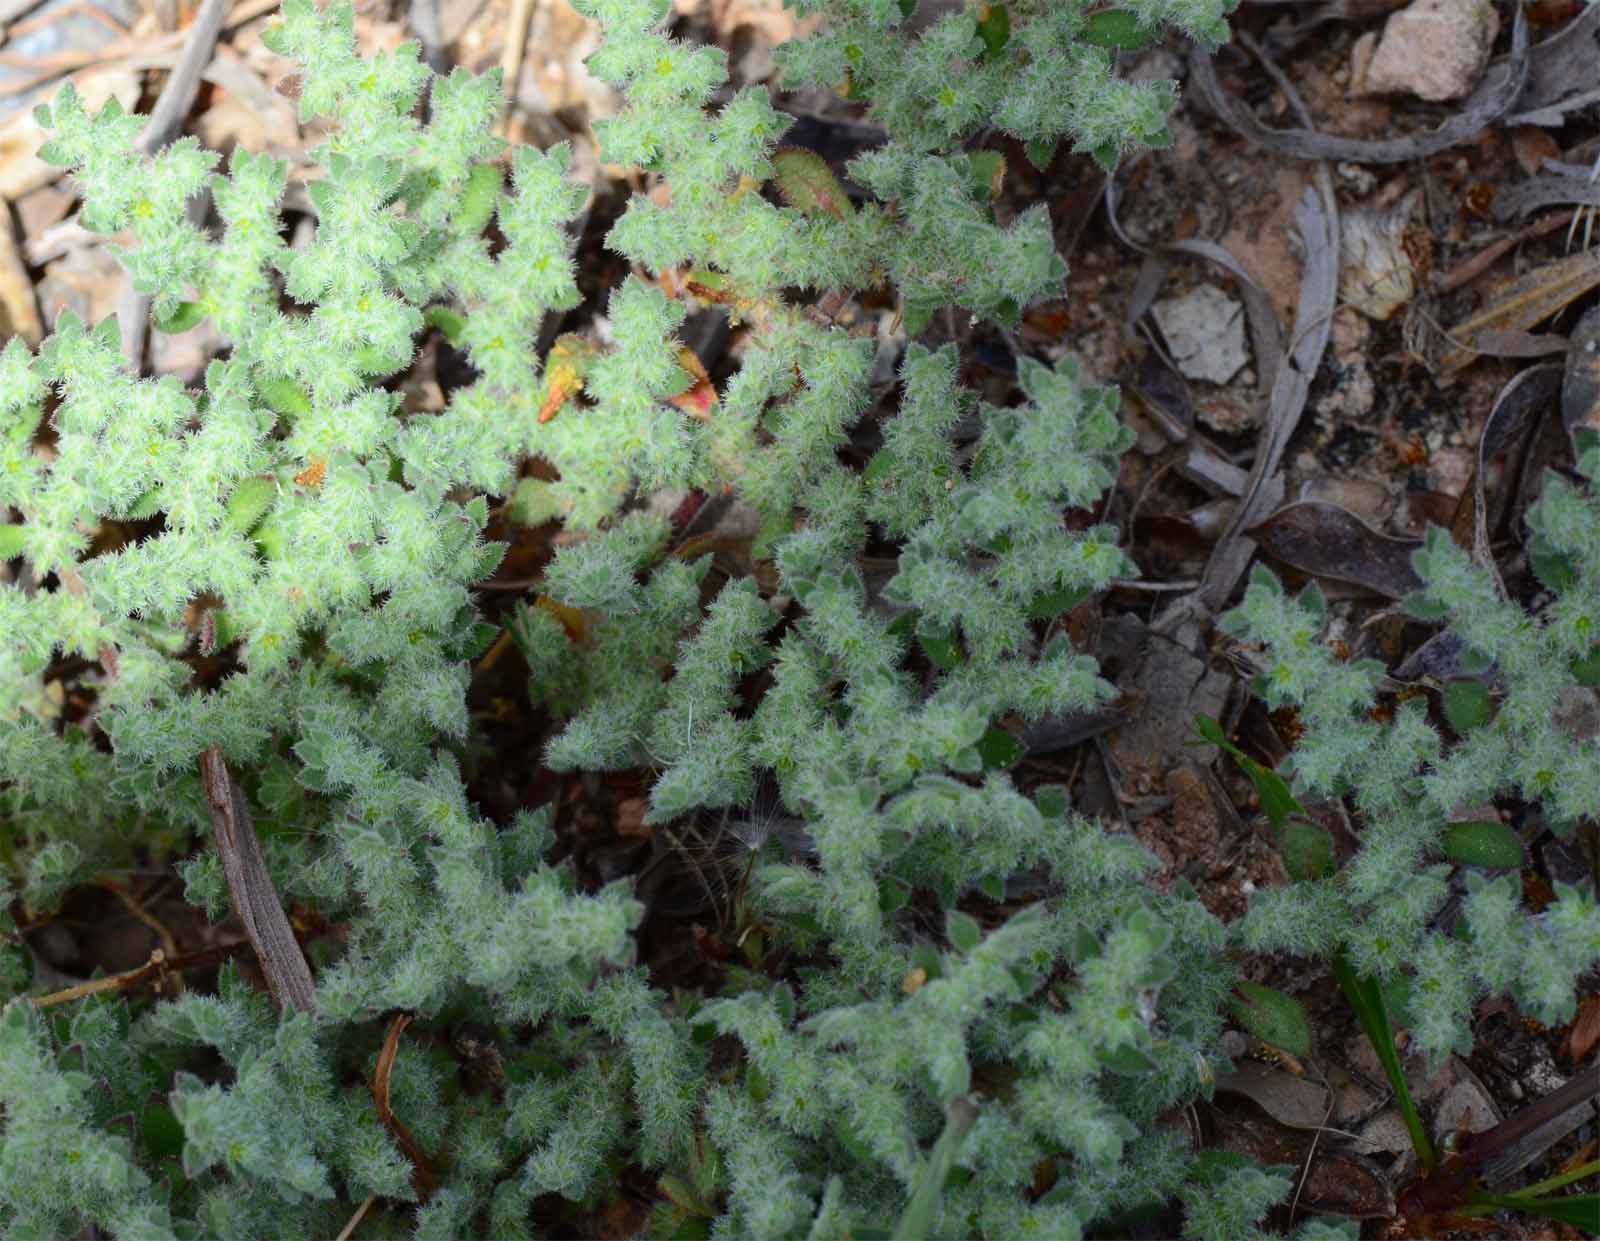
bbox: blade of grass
[1331,951,1435,1173]
[893,1096,980,1241]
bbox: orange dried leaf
[534,594,587,643]
[537,333,599,425]
[294,457,327,489]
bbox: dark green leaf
[976,3,1010,57]
[976,726,1023,770]
[139,1100,184,1160]
[946,910,981,953]
[903,302,937,337]
[1083,8,1157,49]
[1443,679,1492,732]
[879,877,911,915]
[1531,542,1578,594]
[1097,1043,1160,1076]
[1026,585,1089,618]
[1470,1193,1600,1230]
[918,623,964,670]
[1229,981,1312,1057]
[1441,820,1523,870]
[1191,715,1304,831]
[1281,820,1335,882]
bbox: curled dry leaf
[1339,190,1420,321]
[1448,363,1564,588]
[1247,501,1423,599]
[374,1013,437,1202]
[1188,6,1530,165]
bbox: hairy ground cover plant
[0,0,1442,1236]
[1219,468,1600,1070]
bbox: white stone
[1349,0,1499,103]
[1150,284,1249,386]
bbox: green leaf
[257,377,312,421]
[139,1101,185,1160]
[976,726,1023,770]
[155,300,206,334]
[1097,1044,1159,1076]
[126,487,165,520]
[455,162,503,235]
[1026,586,1089,618]
[879,877,911,915]
[752,510,795,561]
[911,941,943,980]
[892,1097,978,1241]
[1281,820,1335,882]
[863,447,898,487]
[976,874,1005,902]
[946,910,981,953]
[1023,139,1054,170]
[1572,646,1600,687]
[1441,820,1523,870]
[222,477,276,537]
[1443,679,1492,732]
[965,150,1005,203]
[1332,953,1435,1173]
[918,622,964,670]
[0,523,24,561]
[1191,715,1304,831]
[771,147,853,220]
[1082,9,1158,50]
[424,305,467,345]
[1228,980,1312,1057]
[975,3,1010,58]
[903,302,937,337]
[1469,1193,1600,1230]
[254,518,287,562]
[1530,542,1578,593]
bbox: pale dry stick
[495,0,536,134]
[333,1195,377,1241]
[1287,1069,1339,1226]
[5,0,131,42]
[0,0,53,29]
[0,0,279,98]
[96,878,184,993]
[118,0,229,366]
[199,746,317,1012]
[29,940,245,1009]
[1432,209,1580,296]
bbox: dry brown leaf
[1247,501,1422,598]
[1436,246,1600,383]
[1562,993,1600,1063]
